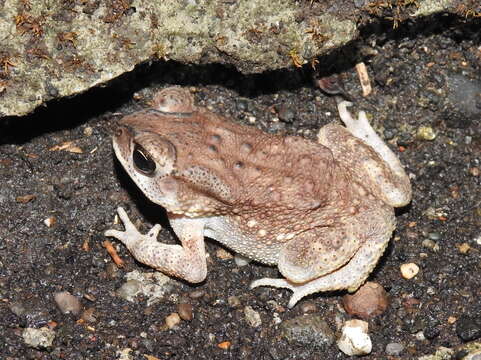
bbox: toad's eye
[133,144,156,175]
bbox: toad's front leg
[105,207,207,283]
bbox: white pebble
[165,312,181,329]
[22,327,55,349]
[400,263,419,279]
[83,126,93,136]
[244,305,262,327]
[475,234,481,246]
[234,254,251,267]
[43,216,56,227]
[337,319,372,356]
[385,342,404,356]
[415,331,425,341]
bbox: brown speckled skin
[105,87,412,308]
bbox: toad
[105,87,411,308]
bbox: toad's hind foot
[250,278,316,309]
[250,226,391,308]
[250,278,294,291]
[337,100,380,145]
[320,100,412,207]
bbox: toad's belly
[203,216,282,265]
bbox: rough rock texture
[0,0,477,117]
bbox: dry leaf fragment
[66,146,83,154]
[144,355,161,360]
[217,341,232,350]
[102,240,124,267]
[16,194,36,203]
[49,141,74,151]
[49,141,84,153]
[82,238,90,251]
[355,62,372,97]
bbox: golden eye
[133,144,156,175]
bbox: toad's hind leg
[105,207,207,283]
[251,207,395,308]
[318,101,411,207]
[251,222,391,308]
[276,225,361,284]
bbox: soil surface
[1,14,480,360]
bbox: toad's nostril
[114,126,123,137]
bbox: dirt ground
[0,14,480,360]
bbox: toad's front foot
[104,207,207,283]
[104,207,162,249]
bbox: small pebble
[244,306,262,327]
[353,0,367,8]
[444,73,481,128]
[448,316,457,324]
[400,263,419,279]
[424,325,441,339]
[475,235,481,246]
[54,291,82,316]
[10,302,49,328]
[83,126,93,136]
[422,239,439,251]
[234,254,251,267]
[44,216,56,227]
[342,282,389,319]
[117,280,141,301]
[337,319,372,356]
[457,243,471,254]
[300,302,318,314]
[280,315,335,350]
[105,262,119,279]
[227,295,241,308]
[415,331,426,340]
[416,126,436,140]
[9,302,26,317]
[456,315,481,341]
[277,104,295,123]
[119,271,173,307]
[385,342,404,356]
[216,248,233,260]
[236,98,248,111]
[81,308,96,323]
[267,300,285,313]
[469,167,480,176]
[22,327,55,349]
[177,303,193,321]
[465,351,481,360]
[165,313,181,329]
[189,289,205,299]
[116,348,133,360]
